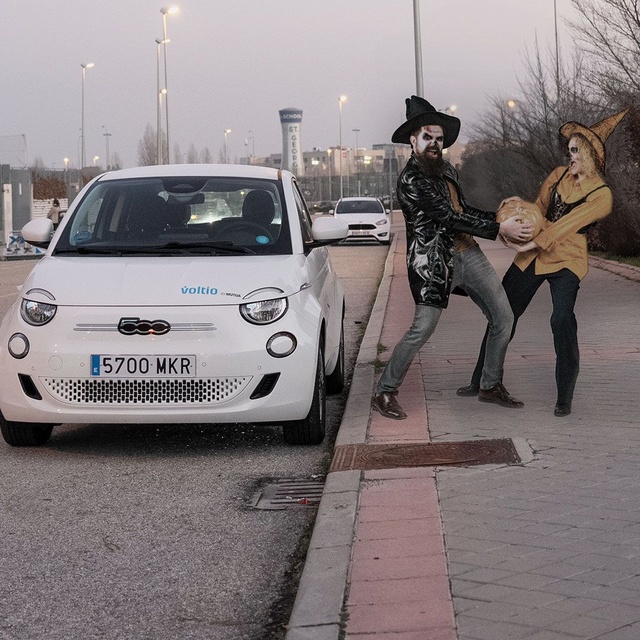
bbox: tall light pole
[248,130,255,164]
[412,0,424,97]
[338,95,347,199]
[224,129,231,163]
[80,62,94,169]
[327,148,333,202]
[161,6,179,164]
[352,128,361,196]
[102,126,111,171]
[63,157,70,197]
[553,0,561,102]
[155,38,167,165]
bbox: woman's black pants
[468,260,580,406]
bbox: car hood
[335,213,388,223]
[20,255,311,306]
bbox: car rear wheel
[326,318,345,395]
[283,344,326,445]
[0,412,54,447]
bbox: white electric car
[0,164,349,447]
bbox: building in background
[279,108,305,176]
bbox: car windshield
[335,199,384,214]
[53,176,292,256]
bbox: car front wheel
[283,344,326,445]
[0,412,54,447]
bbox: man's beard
[415,147,445,176]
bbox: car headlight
[20,299,57,326]
[375,218,389,226]
[240,298,288,325]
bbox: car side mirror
[22,218,54,247]
[310,216,348,245]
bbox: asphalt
[285,212,640,640]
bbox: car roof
[337,196,381,202]
[96,164,289,182]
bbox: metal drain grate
[251,477,325,510]
[329,439,520,472]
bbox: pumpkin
[496,199,544,241]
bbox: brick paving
[287,215,640,640]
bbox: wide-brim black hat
[391,95,461,148]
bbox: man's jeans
[451,246,513,390]
[376,246,512,394]
[376,304,442,393]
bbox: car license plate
[90,354,196,378]
[351,230,369,236]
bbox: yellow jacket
[514,166,612,280]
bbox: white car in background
[0,164,348,447]
[333,196,391,245]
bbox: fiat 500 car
[0,164,349,447]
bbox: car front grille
[348,224,376,230]
[41,377,252,405]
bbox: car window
[55,177,292,256]
[335,199,384,214]
[292,182,314,245]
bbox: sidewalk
[286,216,640,640]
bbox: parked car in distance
[310,201,334,214]
[0,164,349,447]
[333,197,391,245]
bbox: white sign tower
[279,108,304,176]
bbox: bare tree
[172,142,183,164]
[186,143,199,164]
[568,0,640,96]
[137,124,158,166]
[30,156,47,170]
[110,152,123,170]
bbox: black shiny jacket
[397,156,500,308]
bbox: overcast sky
[0,0,576,169]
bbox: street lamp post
[327,148,333,202]
[161,6,179,164]
[338,95,347,199]
[412,0,424,97]
[155,38,167,164]
[352,128,360,196]
[80,62,94,170]
[93,155,100,167]
[224,129,232,164]
[248,130,255,164]
[63,157,69,198]
[102,126,111,171]
[553,0,560,102]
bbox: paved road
[0,242,388,640]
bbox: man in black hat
[372,95,532,420]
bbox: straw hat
[391,95,461,148]
[559,108,630,170]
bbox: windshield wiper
[53,246,124,256]
[154,241,256,255]
[54,242,255,256]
